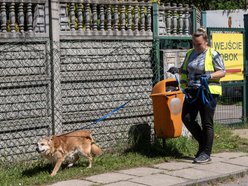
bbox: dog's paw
[67,163,74,168]
[50,172,57,177]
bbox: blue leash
[200,77,215,105]
[80,76,213,130]
[180,76,215,106]
[80,101,130,129]
[93,101,129,124]
[80,80,155,129]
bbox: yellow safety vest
[180,48,222,95]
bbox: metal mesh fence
[0,40,51,161]
[215,82,243,125]
[58,40,155,149]
[0,39,156,161]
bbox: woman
[168,28,226,163]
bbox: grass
[1,123,248,186]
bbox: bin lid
[151,78,181,95]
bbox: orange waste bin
[150,78,184,138]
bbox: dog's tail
[91,142,102,156]
[90,135,102,156]
[87,134,102,156]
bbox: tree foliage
[160,0,246,10]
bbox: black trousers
[182,89,218,156]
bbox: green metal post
[192,5,197,33]
[244,14,248,123]
[152,2,160,83]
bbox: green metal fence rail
[244,14,248,123]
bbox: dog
[36,130,102,176]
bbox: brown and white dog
[36,130,102,176]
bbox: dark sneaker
[195,150,202,158]
[193,152,211,164]
[195,145,204,158]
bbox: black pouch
[185,88,199,99]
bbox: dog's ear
[47,137,53,145]
[85,135,93,141]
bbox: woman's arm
[210,70,226,79]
